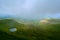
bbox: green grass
[0,19,60,40]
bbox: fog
[0,0,60,20]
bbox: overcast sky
[0,0,60,20]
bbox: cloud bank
[0,0,60,19]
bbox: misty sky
[0,0,60,20]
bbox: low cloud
[0,0,60,19]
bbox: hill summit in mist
[40,18,60,24]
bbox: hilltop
[39,18,60,24]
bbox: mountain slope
[0,19,25,32]
[0,31,27,40]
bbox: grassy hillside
[0,31,27,40]
[0,18,60,40]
